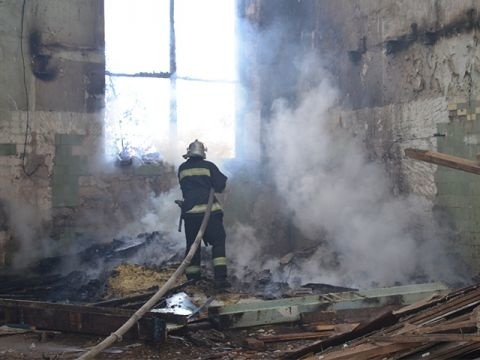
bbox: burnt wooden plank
[426,342,480,360]
[376,333,480,343]
[302,324,335,332]
[404,287,480,325]
[414,298,480,326]
[393,292,445,317]
[302,323,359,333]
[300,311,336,324]
[318,342,416,360]
[419,319,476,334]
[386,299,479,337]
[405,148,480,175]
[283,309,399,359]
[0,298,166,342]
[0,274,62,293]
[286,284,480,360]
[381,343,435,360]
[92,290,158,307]
[258,331,334,343]
[300,306,399,325]
[336,306,399,324]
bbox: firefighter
[178,140,229,290]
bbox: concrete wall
[332,1,480,272]
[239,0,480,271]
[0,0,176,268]
[2,0,479,275]
[318,1,480,272]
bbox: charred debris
[0,231,173,303]
[1,232,479,358]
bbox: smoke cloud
[119,188,182,238]
[118,188,185,265]
[259,61,465,288]
[1,191,53,270]
[227,222,263,279]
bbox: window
[105,0,237,163]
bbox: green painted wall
[436,99,480,271]
[0,144,16,156]
[52,134,87,207]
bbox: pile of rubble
[288,283,480,359]
[0,231,177,302]
[1,233,480,359]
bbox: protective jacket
[178,157,227,216]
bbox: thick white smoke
[227,222,263,279]
[118,188,185,265]
[119,188,183,238]
[263,64,461,288]
[1,191,54,270]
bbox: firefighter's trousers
[184,212,227,282]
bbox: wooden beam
[285,285,480,360]
[301,311,336,324]
[0,298,167,342]
[317,342,415,360]
[393,292,444,317]
[376,333,480,342]
[257,331,334,343]
[303,324,336,332]
[283,309,399,359]
[425,342,480,360]
[419,319,476,334]
[302,323,359,333]
[301,306,399,325]
[209,283,448,329]
[404,148,480,175]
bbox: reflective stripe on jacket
[186,202,223,214]
[178,157,227,216]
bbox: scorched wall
[0,0,176,269]
[241,0,480,273]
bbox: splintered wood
[284,284,480,360]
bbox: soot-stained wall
[0,0,177,269]
[319,1,480,273]
[239,0,480,273]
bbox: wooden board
[404,148,480,175]
[0,298,166,342]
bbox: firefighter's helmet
[183,139,207,159]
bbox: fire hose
[77,188,215,360]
